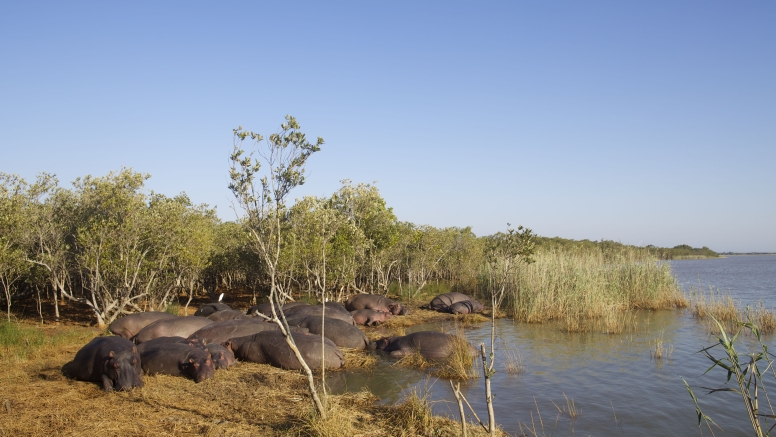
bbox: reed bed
[690,286,776,334]
[485,247,687,332]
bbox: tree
[229,115,327,417]
[0,173,31,321]
[481,224,535,435]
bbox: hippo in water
[69,336,144,391]
[140,342,215,382]
[132,316,214,344]
[284,315,370,350]
[345,294,409,315]
[350,309,392,326]
[424,292,478,312]
[194,302,231,317]
[109,312,178,339]
[374,331,476,361]
[223,330,345,370]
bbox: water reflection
[331,256,776,435]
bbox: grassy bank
[0,320,499,436]
[488,247,688,332]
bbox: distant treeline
[536,237,718,260]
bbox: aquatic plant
[482,246,686,332]
[685,316,776,437]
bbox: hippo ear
[113,362,119,369]
[108,351,115,358]
[189,358,195,363]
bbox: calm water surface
[331,255,776,436]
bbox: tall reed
[482,246,687,332]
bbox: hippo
[425,292,476,312]
[345,294,409,315]
[247,301,307,317]
[223,330,345,370]
[187,318,284,345]
[448,300,485,314]
[208,309,251,322]
[194,302,231,317]
[132,316,214,344]
[69,336,144,391]
[374,331,476,361]
[282,305,356,325]
[350,309,392,326]
[140,342,215,382]
[285,315,369,350]
[109,312,178,339]
[138,337,235,370]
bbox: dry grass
[650,331,673,361]
[0,321,489,437]
[394,350,433,370]
[691,287,776,335]
[503,348,524,375]
[340,348,377,369]
[551,393,580,420]
[435,329,478,380]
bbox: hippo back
[133,317,214,344]
[109,312,178,339]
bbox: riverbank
[0,306,500,437]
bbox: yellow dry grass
[691,287,776,335]
[0,320,492,437]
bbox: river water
[331,255,776,436]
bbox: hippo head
[373,337,394,350]
[182,350,215,383]
[389,304,409,316]
[103,348,144,391]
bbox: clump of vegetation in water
[691,286,776,334]
[483,246,687,332]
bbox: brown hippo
[109,312,178,339]
[283,304,356,325]
[424,292,476,312]
[138,337,235,370]
[285,315,370,350]
[187,318,284,345]
[132,316,214,344]
[207,309,251,322]
[68,336,144,391]
[223,330,345,370]
[194,302,231,317]
[448,300,485,314]
[345,294,409,315]
[140,342,215,382]
[350,309,392,326]
[374,331,475,361]
[247,301,307,317]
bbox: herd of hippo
[67,292,485,391]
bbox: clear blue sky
[2,2,774,252]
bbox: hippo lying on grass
[282,304,356,325]
[208,309,251,322]
[187,318,285,345]
[137,337,236,370]
[350,309,392,326]
[424,292,484,314]
[345,294,409,315]
[139,341,215,382]
[374,331,477,361]
[224,330,345,370]
[132,316,214,343]
[69,336,144,391]
[109,312,178,339]
[284,315,370,350]
[194,302,231,317]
